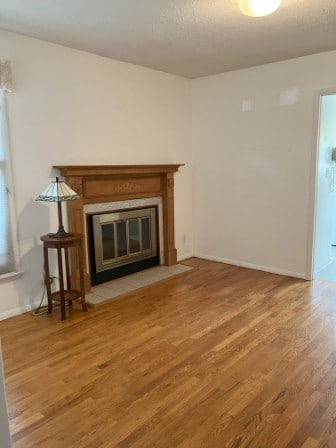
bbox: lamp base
[47,230,74,239]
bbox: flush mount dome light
[239,0,282,17]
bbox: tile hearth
[86,264,193,306]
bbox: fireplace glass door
[92,207,158,274]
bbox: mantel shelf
[54,164,184,177]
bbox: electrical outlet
[41,274,57,285]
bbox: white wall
[314,94,336,273]
[192,51,336,278]
[3,29,336,318]
[0,30,193,319]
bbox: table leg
[64,247,72,306]
[77,240,88,312]
[43,246,52,313]
[57,247,66,320]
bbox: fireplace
[88,206,159,285]
[54,165,183,292]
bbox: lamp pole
[55,177,66,237]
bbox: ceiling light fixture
[238,0,282,17]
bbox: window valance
[0,60,12,92]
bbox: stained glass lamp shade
[35,177,80,238]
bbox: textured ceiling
[0,0,336,78]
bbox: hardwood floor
[1,258,336,447]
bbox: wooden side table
[40,234,88,320]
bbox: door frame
[306,87,336,280]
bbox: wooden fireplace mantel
[54,164,184,291]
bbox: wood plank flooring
[1,258,336,447]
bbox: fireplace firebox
[87,207,159,285]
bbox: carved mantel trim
[54,164,184,291]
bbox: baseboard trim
[194,252,307,280]
[0,253,307,320]
[0,301,41,321]
[177,252,194,262]
[314,257,333,275]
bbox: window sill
[0,271,24,281]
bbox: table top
[40,233,83,246]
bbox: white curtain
[0,60,18,275]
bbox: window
[0,62,19,277]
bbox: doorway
[313,92,336,281]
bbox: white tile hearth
[86,264,193,306]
